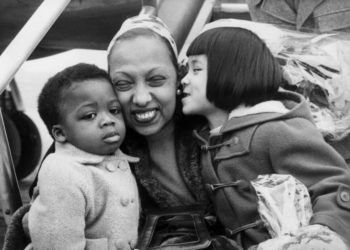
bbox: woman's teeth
[135,110,156,122]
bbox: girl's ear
[52,125,67,143]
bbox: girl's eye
[193,68,202,73]
[148,76,165,86]
[113,80,132,91]
[82,113,96,120]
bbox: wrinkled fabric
[255,224,348,250]
[251,174,312,238]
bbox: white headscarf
[107,14,178,57]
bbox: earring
[176,88,182,96]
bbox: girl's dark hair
[38,63,110,137]
[187,27,283,111]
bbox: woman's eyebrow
[111,71,132,78]
[149,66,165,73]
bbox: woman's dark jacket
[121,116,209,210]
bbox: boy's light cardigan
[28,142,140,250]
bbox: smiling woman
[109,35,178,137]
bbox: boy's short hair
[38,63,110,137]
[187,27,283,111]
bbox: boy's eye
[82,113,96,120]
[110,106,121,115]
[113,80,132,91]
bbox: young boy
[28,63,139,250]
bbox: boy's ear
[52,125,66,143]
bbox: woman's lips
[132,110,157,123]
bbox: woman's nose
[132,84,152,106]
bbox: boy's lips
[103,131,120,143]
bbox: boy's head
[38,63,125,155]
[186,27,283,111]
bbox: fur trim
[124,124,208,208]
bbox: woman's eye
[82,113,96,120]
[113,80,132,91]
[148,76,165,86]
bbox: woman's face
[108,36,178,137]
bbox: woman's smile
[133,109,157,123]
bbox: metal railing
[0,0,71,224]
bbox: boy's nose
[100,114,115,127]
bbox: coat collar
[260,0,324,29]
[54,142,139,166]
[221,91,312,133]
[297,0,324,30]
[260,0,296,24]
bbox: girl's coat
[194,91,350,248]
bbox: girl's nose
[132,84,152,106]
[181,74,190,87]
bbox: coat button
[120,197,130,206]
[115,239,128,250]
[340,191,350,202]
[106,163,117,172]
[117,161,128,171]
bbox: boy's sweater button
[115,239,128,250]
[117,161,128,171]
[120,197,130,206]
[105,163,117,172]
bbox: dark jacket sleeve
[264,117,350,242]
[2,204,31,250]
